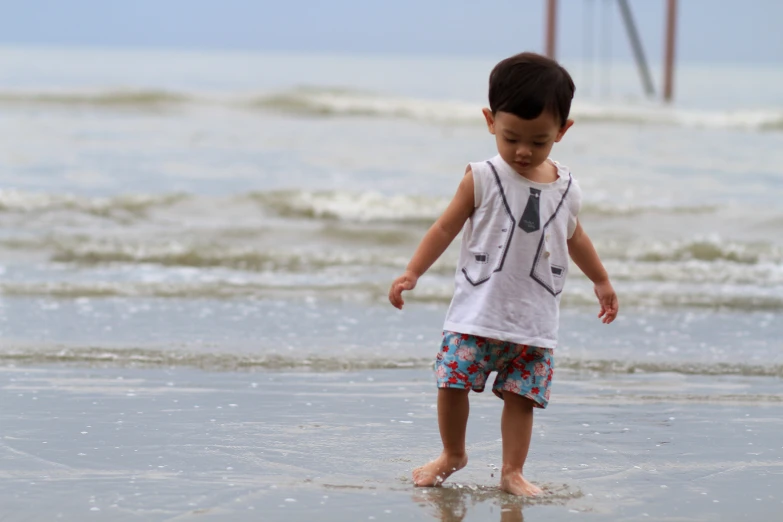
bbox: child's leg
[412,388,470,486]
[499,391,543,496]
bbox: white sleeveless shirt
[443,155,582,349]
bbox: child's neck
[517,159,558,184]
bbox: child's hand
[389,270,419,310]
[594,280,619,324]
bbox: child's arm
[567,222,619,324]
[389,167,475,310]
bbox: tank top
[443,154,582,348]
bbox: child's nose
[516,145,533,158]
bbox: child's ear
[555,119,574,142]
[482,108,496,135]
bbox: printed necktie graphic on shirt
[519,188,541,233]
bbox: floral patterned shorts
[434,331,554,408]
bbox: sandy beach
[1,361,781,521]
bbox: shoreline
[1,364,780,521]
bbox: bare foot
[412,453,468,487]
[499,470,542,496]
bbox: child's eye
[533,142,547,147]
[505,138,518,144]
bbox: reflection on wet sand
[413,487,520,521]
[411,481,583,521]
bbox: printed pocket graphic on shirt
[550,264,566,278]
[529,174,573,297]
[462,162,517,287]
[473,252,489,264]
[462,227,513,286]
[530,224,568,296]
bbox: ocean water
[0,45,782,373]
[1,46,782,521]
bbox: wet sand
[0,364,781,521]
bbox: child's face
[482,109,573,175]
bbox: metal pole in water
[663,0,678,102]
[545,0,558,59]
[616,0,656,97]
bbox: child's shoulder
[465,156,505,183]
[551,159,582,189]
[553,161,583,215]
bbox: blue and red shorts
[434,331,554,408]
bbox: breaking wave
[1,280,782,311]
[1,86,781,132]
[251,86,783,132]
[2,345,783,378]
[0,188,750,226]
[249,190,721,224]
[246,190,447,224]
[249,190,733,224]
[0,188,781,311]
[580,202,719,217]
[250,86,480,124]
[49,244,408,271]
[0,89,189,108]
[249,190,726,224]
[601,238,783,265]
[0,189,189,219]
[19,229,783,277]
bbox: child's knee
[438,387,470,399]
[502,391,537,409]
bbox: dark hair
[488,52,575,127]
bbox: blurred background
[0,0,781,368]
[2,6,781,519]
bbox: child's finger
[388,283,401,308]
[606,297,618,318]
[389,276,416,309]
[602,302,618,323]
[390,282,407,309]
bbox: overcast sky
[1,0,780,64]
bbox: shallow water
[1,365,781,521]
[1,299,781,379]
